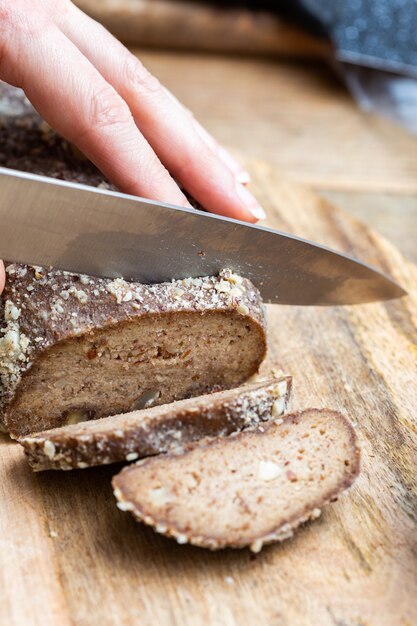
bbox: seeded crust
[112,409,360,552]
[19,377,292,471]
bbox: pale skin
[0,0,266,295]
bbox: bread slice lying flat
[19,377,292,471]
[113,409,360,551]
[1,266,266,437]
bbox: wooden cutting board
[1,161,416,626]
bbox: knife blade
[0,167,406,305]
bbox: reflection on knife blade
[0,167,406,306]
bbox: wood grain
[1,163,416,626]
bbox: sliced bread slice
[112,409,360,551]
[19,377,292,471]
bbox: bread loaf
[19,377,292,471]
[1,84,360,555]
[112,409,360,551]
[1,266,266,437]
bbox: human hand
[0,0,266,296]
[0,263,4,294]
[0,0,265,222]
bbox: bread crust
[112,409,360,551]
[19,377,292,471]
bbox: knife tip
[375,274,407,303]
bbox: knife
[0,167,406,305]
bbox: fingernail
[236,183,266,220]
[218,146,251,183]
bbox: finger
[162,86,250,184]
[0,11,189,207]
[57,5,264,221]
[192,119,251,185]
[0,261,5,295]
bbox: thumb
[0,261,5,295]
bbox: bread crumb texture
[1,265,266,436]
[112,408,360,551]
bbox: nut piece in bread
[112,409,360,551]
[19,377,292,471]
[1,266,266,437]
